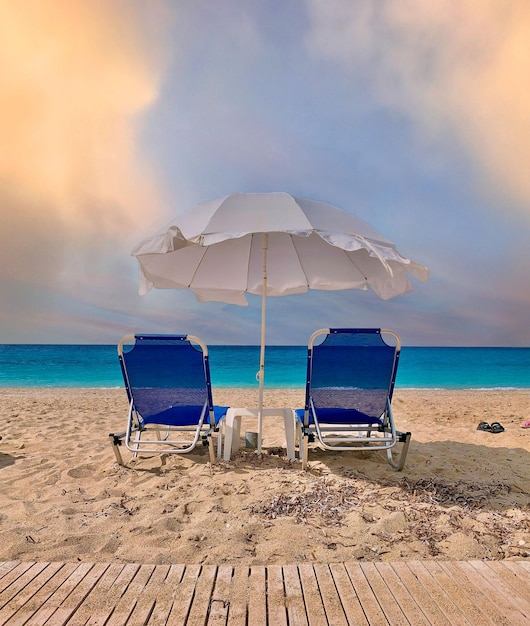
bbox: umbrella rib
[187,245,210,288]
[323,234,395,285]
[291,233,373,290]
[247,233,255,293]
[290,234,311,290]
[354,234,394,276]
[342,249,369,285]
[293,233,370,289]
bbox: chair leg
[386,431,411,471]
[216,427,223,460]
[302,434,309,470]
[109,433,125,466]
[207,434,216,464]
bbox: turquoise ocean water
[1,344,530,389]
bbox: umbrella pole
[257,233,268,455]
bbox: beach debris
[399,477,511,509]
[247,473,526,558]
[249,475,512,523]
[248,478,359,525]
[118,496,139,516]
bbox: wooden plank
[373,562,429,626]
[185,565,217,626]
[0,563,39,609]
[125,564,172,626]
[104,564,156,626]
[1,563,79,626]
[119,564,174,626]
[165,564,201,626]
[0,561,529,625]
[247,566,267,626]
[0,562,21,583]
[475,561,530,607]
[404,561,470,625]
[208,565,233,625]
[21,563,94,625]
[513,561,530,573]
[440,562,513,626]
[282,564,308,626]
[297,564,328,626]
[141,564,185,626]
[264,565,287,626]
[59,563,126,626]
[226,565,249,626]
[343,562,388,626]
[469,561,530,621]
[312,563,349,626]
[0,562,50,615]
[420,561,495,626]
[385,562,452,626]
[359,562,409,626]
[84,563,142,626]
[44,562,110,626]
[0,562,64,625]
[455,561,529,625]
[328,563,369,625]
[0,563,53,622]
[502,561,530,588]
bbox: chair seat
[295,407,382,426]
[142,404,229,427]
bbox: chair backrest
[305,328,400,420]
[118,334,214,425]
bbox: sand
[0,388,529,565]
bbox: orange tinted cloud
[307,0,530,212]
[0,0,168,236]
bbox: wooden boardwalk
[0,560,528,625]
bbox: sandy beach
[0,388,529,566]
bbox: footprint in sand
[66,463,101,479]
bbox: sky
[1,0,530,347]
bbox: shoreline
[1,388,529,564]
[0,384,530,393]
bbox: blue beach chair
[294,328,411,470]
[110,334,228,465]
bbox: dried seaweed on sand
[249,472,529,558]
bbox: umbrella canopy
[132,192,429,453]
[134,192,428,303]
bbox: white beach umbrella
[132,192,429,453]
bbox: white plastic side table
[223,407,296,461]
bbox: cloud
[306,0,530,213]
[0,0,170,293]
